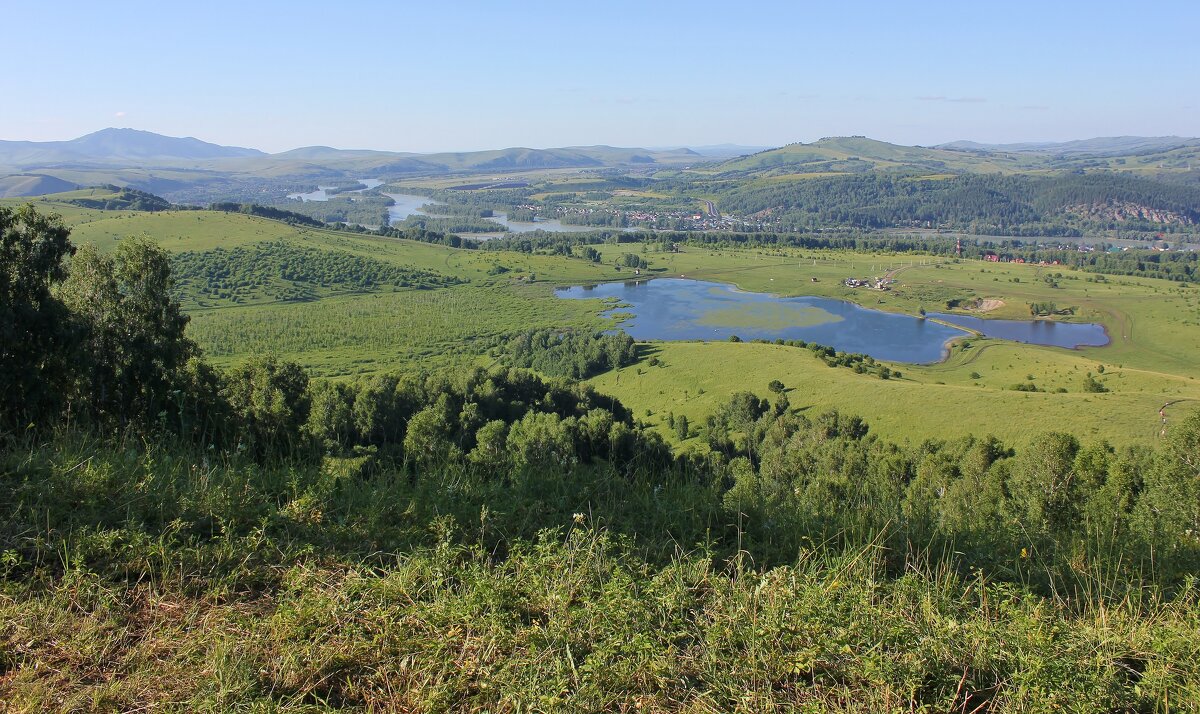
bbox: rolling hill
[705,136,1023,175]
[937,136,1200,156]
[0,128,264,166]
[0,173,77,198]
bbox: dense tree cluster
[272,193,394,226]
[1,206,197,431]
[171,241,461,304]
[209,202,326,227]
[499,328,638,379]
[701,392,1199,586]
[394,214,507,234]
[307,367,670,474]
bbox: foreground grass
[2,435,1197,712]
[7,534,1198,712]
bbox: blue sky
[3,0,1196,152]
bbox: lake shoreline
[555,275,1110,364]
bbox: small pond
[926,312,1109,349]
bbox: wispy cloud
[916,96,986,103]
[114,111,126,118]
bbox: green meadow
[5,192,1197,445]
[589,340,1199,448]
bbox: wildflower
[1020,547,1029,559]
[573,512,586,525]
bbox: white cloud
[114,111,126,118]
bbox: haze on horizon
[5,0,1197,154]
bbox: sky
[2,0,1197,153]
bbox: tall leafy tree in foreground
[60,236,196,428]
[0,205,75,429]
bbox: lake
[556,279,972,363]
[556,279,1111,362]
[926,313,1109,348]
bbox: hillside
[702,136,1200,184]
[231,144,701,177]
[0,130,709,197]
[0,173,77,197]
[4,198,1200,710]
[711,171,1200,234]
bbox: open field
[589,341,1200,448]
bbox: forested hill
[714,172,1200,234]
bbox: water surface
[484,212,606,233]
[384,193,442,223]
[557,279,971,363]
[288,178,383,202]
[927,313,1109,348]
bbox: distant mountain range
[0,129,701,172]
[1,129,1197,199]
[936,136,1200,156]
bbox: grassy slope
[0,198,639,375]
[590,341,1199,448]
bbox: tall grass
[2,433,1199,711]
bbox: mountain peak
[68,128,265,160]
[0,128,265,166]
